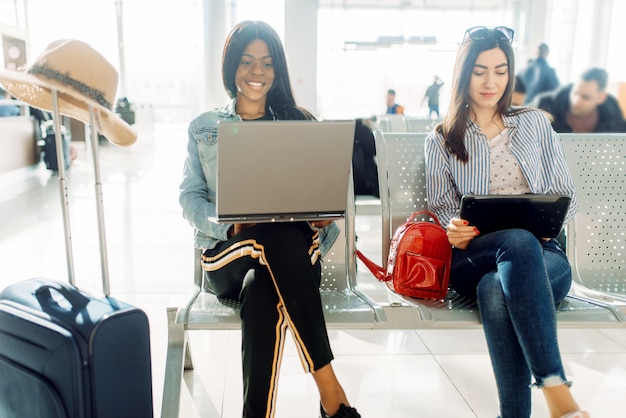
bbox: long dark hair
[221,20,314,120]
[438,31,526,162]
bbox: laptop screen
[212,120,356,223]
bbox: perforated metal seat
[377,114,407,132]
[561,134,626,306]
[405,117,442,133]
[160,132,626,417]
[374,130,626,328]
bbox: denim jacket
[179,98,340,256]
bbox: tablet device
[210,119,356,223]
[459,194,571,238]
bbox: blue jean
[449,229,572,418]
[428,104,440,119]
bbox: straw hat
[0,39,136,146]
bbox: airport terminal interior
[1,124,625,417]
[1,1,626,417]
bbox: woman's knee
[240,268,277,316]
[498,229,542,253]
[476,272,507,317]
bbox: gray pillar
[203,0,229,110]
[284,0,318,115]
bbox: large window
[2,0,204,122]
[118,0,204,122]
[1,1,623,123]
[316,7,507,119]
[9,0,287,123]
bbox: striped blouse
[424,109,577,228]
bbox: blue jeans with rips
[449,229,573,418]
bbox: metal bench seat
[378,291,624,329]
[561,134,626,307]
[374,131,626,328]
[176,274,384,330]
[377,115,442,134]
[175,267,382,332]
[161,131,626,417]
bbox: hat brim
[0,70,137,147]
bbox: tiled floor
[0,124,624,418]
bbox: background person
[385,88,404,114]
[422,75,444,118]
[425,25,589,418]
[178,20,360,418]
[351,117,379,197]
[520,43,559,104]
[533,67,625,133]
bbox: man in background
[533,67,625,133]
[385,89,404,114]
[422,75,444,118]
[521,43,559,104]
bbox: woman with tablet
[425,26,587,418]
[179,21,360,418]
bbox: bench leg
[160,307,191,418]
[184,334,194,370]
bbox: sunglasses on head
[463,26,515,43]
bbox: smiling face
[467,47,510,114]
[235,39,275,107]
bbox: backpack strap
[355,250,390,282]
[407,210,443,227]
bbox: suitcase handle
[35,283,90,311]
[50,91,111,296]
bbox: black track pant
[201,222,334,418]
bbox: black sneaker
[320,403,361,418]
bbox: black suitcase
[0,99,153,417]
[42,120,71,172]
[0,280,153,418]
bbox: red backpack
[356,210,452,299]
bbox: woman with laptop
[424,27,588,418]
[179,20,360,418]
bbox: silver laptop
[211,119,356,223]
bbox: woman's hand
[309,220,332,228]
[446,217,480,250]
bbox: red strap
[355,249,390,282]
[407,210,442,226]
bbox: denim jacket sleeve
[179,109,233,249]
[317,221,340,258]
